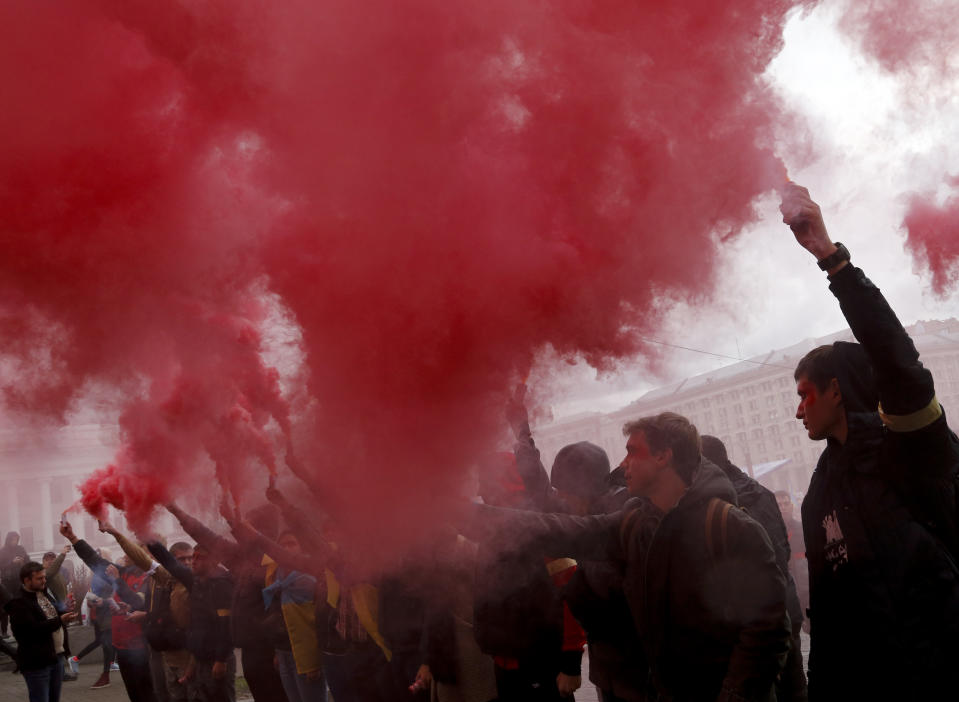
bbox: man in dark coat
[5,561,78,702]
[781,183,959,700]
[701,435,807,702]
[1,531,29,639]
[470,412,791,702]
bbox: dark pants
[75,622,114,673]
[117,646,159,702]
[495,663,569,702]
[194,654,236,702]
[150,646,170,702]
[22,659,64,702]
[322,644,391,702]
[241,644,287,702]
[0,636,17,665]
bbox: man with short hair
[781,183,959,698]
[148,540,236,702]
[41,546,76,683]
[4,561,78,702]
[471,411,791,701]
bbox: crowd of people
[3,185,958,702]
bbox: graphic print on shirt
[822,509,849,572]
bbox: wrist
[810,241,837,260]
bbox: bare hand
[61,611,78,624]
[556,673,581,697]
[212,661,227,680]
[414,664,432,687]
[61,545,72,555]
[105,565,120,580]
[98,519,117,535]
[59,521,78,544]
[779,183,834,259]
[218,495,237,524]
[178,663,196,685]
[125,611,146,623]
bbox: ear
[827,377,843,405]
[655,447,673,468]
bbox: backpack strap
[706,497,734,562]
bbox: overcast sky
[545,1,959,419]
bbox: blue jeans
[276,649,327,702]
[22,658,64,702]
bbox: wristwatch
[817,242,850,271]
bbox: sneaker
[90,672,110,689]
[69,656,80,675]
[110,662,119,672]
[62,673,78,682]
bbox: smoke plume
[2,0,801,565]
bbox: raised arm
[467,502,624,563]
[506,384,552,509]
[59,521,112,576]
[147,542,194,591]
[99,520,156,574]
[780,183,938,422]
[45,548,69,578]
[264,487,327,554]
[166,503,241,564]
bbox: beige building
[534,318,959,501]
[0,423,180,558]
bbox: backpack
[143,581,186,652]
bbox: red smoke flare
[903,178,959,296]
[3,1,800,565]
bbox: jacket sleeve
[829,264,938,424]
[74,539,112,576]
[469,504,624,563]
[45,552,66,579]
[718,511,791,702]
[168,507,241,565]
[212,577,234,662]
[114,576,147,611]
[512,427,552,510]
[112,531,157,573]
[147,542,194,591]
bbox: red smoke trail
[2,0,801,567]
[902,178,959,296]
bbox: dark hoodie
[0,533,29,587]
[801,264,959,700]
[473,459,790,702]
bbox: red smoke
[2,0,800,565]
[903,178,959,296]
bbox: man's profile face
[623,431,667,497]
[795,375,842,441]
[23,570,47,592]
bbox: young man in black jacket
[148,541,236,702]
[4,561,78,702]
[781,183,959,700]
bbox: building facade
[534,318,959,501]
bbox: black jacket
[148,543,234,663]
[4,588,71,671]
[473,459,790,702]
[801,264,959,700]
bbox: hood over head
[551,441,611,501]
